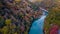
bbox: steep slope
[44,0,60,34]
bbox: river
[29,8,48,34]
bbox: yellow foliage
[24,31,28,34]
[10,24,16,29]
[5,19,11,25]
[14,32,18,34]
[2,26,8,34]
[14,0,21,2]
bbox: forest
[0,0,60,34]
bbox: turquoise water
[29,8,48,34]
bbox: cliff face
[0,0,42,34]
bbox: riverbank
[44,0,60,34]
[29,8,48,34]
[0,0,43,34]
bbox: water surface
[29,8,48,34]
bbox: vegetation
[44,0,60,34]
[0,0,60,34]
[0,0,42,34]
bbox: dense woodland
[0,0,60,34]
[44,0,60,34]
[0,0,42,34]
